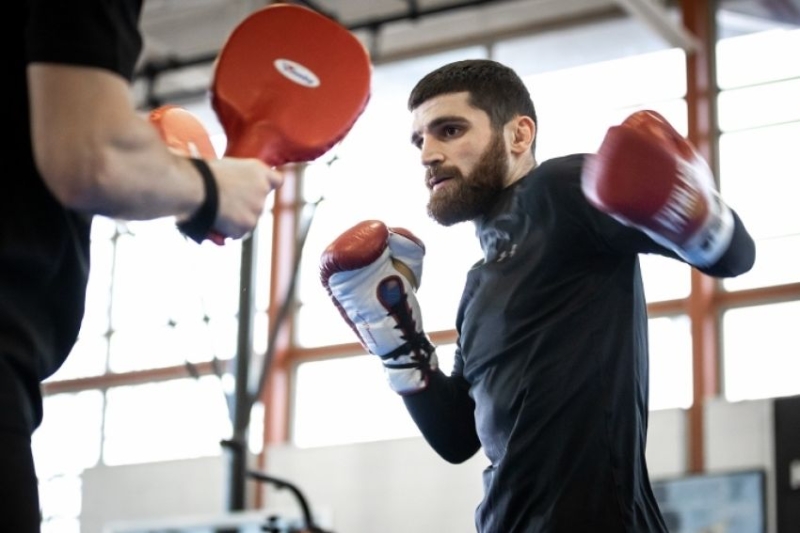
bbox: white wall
[262,437,486,533]
[84,402,777,533]
[705,398,776,533]
[82,457,227,533]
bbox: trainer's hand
[320,220,438,395]
[209,157,284,240]
[149,105,284,243]
[581,110,734,267]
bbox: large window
[722,301,800,401]
[291,15,696,448]
[715,22,800,400]
[290,10,800,449]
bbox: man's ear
[507,115,536,155]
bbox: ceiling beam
[613,0,700,51]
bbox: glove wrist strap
[177,158,219,244]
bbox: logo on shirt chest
[481,210,527,264]
[496,243,518,262]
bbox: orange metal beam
[255,164,302,508]
[682,0,719,474]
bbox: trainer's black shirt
[404,154,755,532]
[2,1,143,434]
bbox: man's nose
[420,137,444,167]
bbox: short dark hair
[407,59,538,135]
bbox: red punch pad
[211,4,372,166]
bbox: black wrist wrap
[177,158,219,244]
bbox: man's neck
[504,154,537,188]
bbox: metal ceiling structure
[134,0,688,107]
[135,0,797,108]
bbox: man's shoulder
[523,153,589,193]
[535,153,589,177]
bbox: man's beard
[426,132,508,226]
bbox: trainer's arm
[28,64,208,220]
[28,64,281,237]
[403,369,481,464]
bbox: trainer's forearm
[28,63,204,220]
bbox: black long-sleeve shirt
[405,154,755,533]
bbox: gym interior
[35,1,799,532]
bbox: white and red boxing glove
[581,110,734,267]
[320,220,438,395]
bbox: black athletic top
[404,154,755,532]
[1,1,143,434]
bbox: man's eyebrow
[410,115,469,145]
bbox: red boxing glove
[581,110,734,267]
[320,220,438,395]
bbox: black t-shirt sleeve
[26,0,144,80]
[403,369,481,464]
[536,155,671,258]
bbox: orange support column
[682,0,721,474]
[254,163,302,507]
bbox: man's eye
[442,125,461,137]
